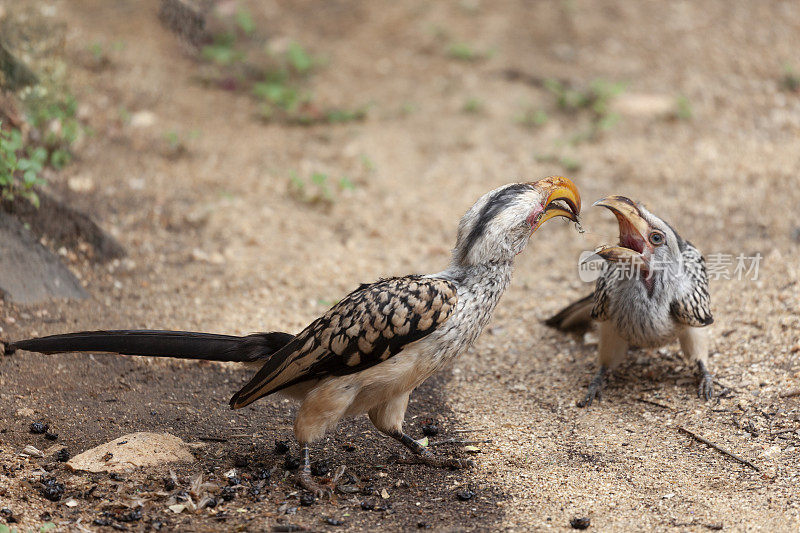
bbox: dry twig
[677,426,759,471]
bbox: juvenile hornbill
[546,195,713,407]
[6,177,581,496]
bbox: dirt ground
[1,0,799,531]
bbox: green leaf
[40,523,57,533]
[235,8,255,35]
[287,42,313,74]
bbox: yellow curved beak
[529,176,582,233]
[592,195,651,262]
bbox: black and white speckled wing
[670,243,713,327]
[590,264,611,321]
[230,276,458,408]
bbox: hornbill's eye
[649,231,665,246]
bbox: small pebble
[417,522,431,529]
[38,477,64,502]
[44,432,58,441]
[1,508,16,523]
[117,509,142,522]
[324,517,343,526]
[30,422,49,434]
[254,467,270,481]
[360,499,375,511]
[220,486,236,501]
[163,476,176,491]
[421,418,439,437]
[342,443,356,452]
[299,492,315,506]
[227,476,241,486]
[455,489,474,501]
[284,456,301,471]
[55,449,70,463]
[570,517,591,530]
[310,460,330,477]
[274,440,290,454]
[233,455,249,468]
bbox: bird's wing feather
[670,244,713,327]
[230,276,458,408]
[591,265,611,321]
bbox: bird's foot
[696,360,714,401]
[393,453,473,469]
[698,371,714,401]
[296,469,333,499]
[576,366,607,408]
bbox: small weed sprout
[462,98,483,114]
[288,171,358,205]
[780,64,799,92]
[673,95,693,120]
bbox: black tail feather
[7,330,294,363]
[544,293,595,331]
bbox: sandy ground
[1,0,799,531]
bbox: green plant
[23,91,81,168]
[516,107,548,128]
[674,95,693,120]
[0,126,47,206]
[447,42,494,62]
[543,78,626,142]
[780,64,799,92]
[462,97,483,113]
[235,6,256,36]
[288,171,357,204]
[202,32,243,65]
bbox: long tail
[5,330,294,363]
[544,293,595,331]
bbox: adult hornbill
[546,195,713,407]
[6,177,581,496]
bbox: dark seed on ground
[324,517,343,526]
[300,492,315,506]
[1,508,17,523]
[360,500,375,511]
[227,476,241,486]
[55,449,70,462]
[455,489,474,501]
[272,525,305,532]
[117,509,142,522]
[163,477,176,491]
[342,443,356,452]
[109,472,125,481]
[417,522,431,529]
[284,456,301,471]
[274,440,290,454]
[30,422,49,434]
[221,486,236,501]
[38,477,64,501]
[93,518,113,527]
[310,460,329,477]
[421,418,439,437]
[44,432,58,441]
[233,455,249,468]
[254,467,270,481]
[205,497,217,508]
[40,512,51,521]
[570,517,591,530]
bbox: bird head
[593,195,686,287]
[453,176,581,266]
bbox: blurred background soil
[0,0,799,531]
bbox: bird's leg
[577,365,607,408]
[295,443,334,498]
[389,431,472,469]
[696,360,714,401]
[679,327,713,401]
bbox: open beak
[529,176,582,233]
[592,195,651,263]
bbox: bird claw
[577,383,602,408]
[697,372,714,401]
[296,470,333,499]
